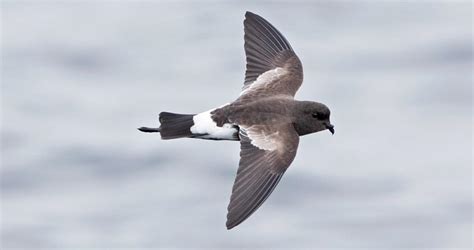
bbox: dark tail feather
[138,127,160,133]
[158,112,195,140]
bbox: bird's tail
[138,112,195,140]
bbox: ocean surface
[1,1,472,248]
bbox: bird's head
[293,101,334,136]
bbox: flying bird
[139,11,334,229]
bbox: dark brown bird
[139,11,334,229]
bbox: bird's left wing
[226,123,299,229]
[238,11,303,101]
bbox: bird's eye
[312,112,328,120]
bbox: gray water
[1,1,472,249]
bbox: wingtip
[226,211,240,230]
[245,11,258,19]
[226,220,237,230]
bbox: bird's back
[213,96,297,128]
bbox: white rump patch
[190,108,237,140]
[241,67,287,95]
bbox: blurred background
[1,1,472,248]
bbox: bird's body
[139,11,334,229]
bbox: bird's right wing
[239,11,303,100]
[226,123,299,229]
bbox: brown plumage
[139,11,334,230]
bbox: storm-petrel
[139,11,334,229]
